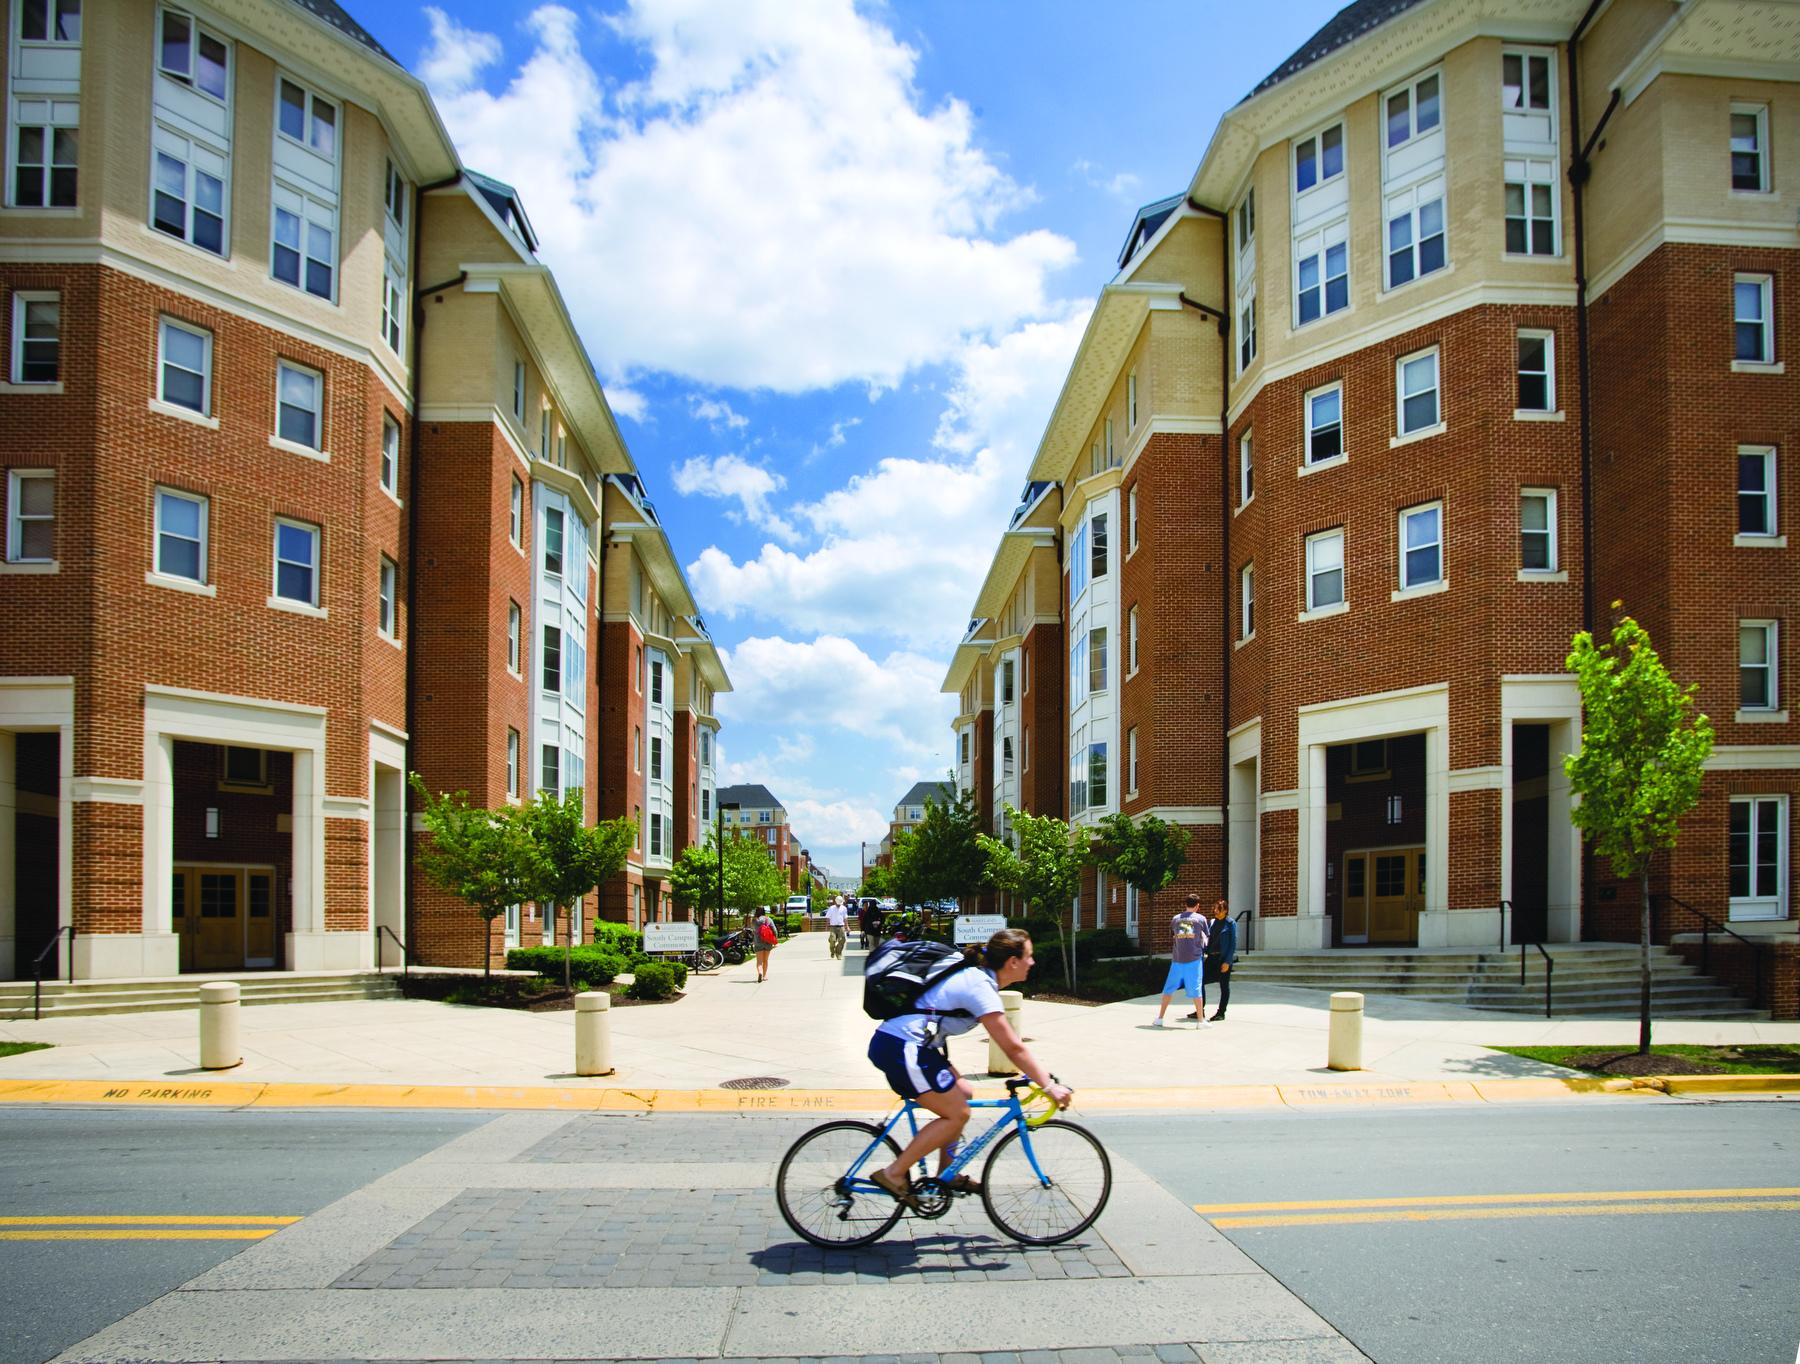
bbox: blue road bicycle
[775,1076,1111,1247]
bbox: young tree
[978,804,1088,987]
[408,773,537,977]
[909,778,990,907]
[668,836,722,930]
[888,829,926,907]
[860,863,895,899]
[1564,609,1714,1054]
[1089,811,1191,927]
[517,789,637,991]
[721,832,788,916]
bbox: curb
[1,1074,1795,1113]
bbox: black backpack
[863,939,976,1020]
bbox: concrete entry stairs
[1242,942,1765,1019]
[0,970,403,1021]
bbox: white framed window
[1294,123,1344,193]
[380,413,399,494]
[381,263,403,354]
[1385,182,1445,289]
[1091,511,1108,580]
[1240,561,1254,640]
[270,183,335,299]
[1127,484,1138,552]
[1127,371,1137,428]
[542,624,561,694]
[506,728,519,798]
[1238,288,1257,371]
[276,360,322,449]
[10,104,78,208]
[1734,274,1773,364]
[1397,348,1440,435]
[651,658,664,705]
[1738,446,1778,539]
[157,317,211,414]
[1105,417,1115,465]
[1305,384,1343,465]
[1386,71,1441,149]
[541,743,559,797]
[6,468,53,562]
[1128,605,1139,674]
[1728,795,1788,919]
[1239,429,1254,504]
[154,487,206,582]
[1520,488,1558,573]
[1502,50,1552,115]
[378,555,397,638]
[1730,104,1769,193]
[539,406,552,460]
[1517,331,1554,411]
[272,517,319,606]
[1305,528,1345,612]
[384,159,406,229]
[509,476,522,547]
[1739,620,1778,711]
[1398,502,1443,589]
[650,735,663,781]
[1295,230,1348,325]
[1503,162,1557,256]
[19,0,81,43]
[1128,726,1139,796]
[1088,742,1109,809]
[1002,735,1014,779]
[633,726,641,773]
[512,360,525,421]
[507,600,521,673]
[543,505,564,577]
[1235,186,1254,251]
[1002,657,1015,705]
[150,127,225,255]
[10,291,58,383]
[275,77,335,158]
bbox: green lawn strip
[0,1042,52,1060]
[1494,1044,1800,1076]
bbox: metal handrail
[1498,898,1511,949]
[1519,940,1553,1018]
[374,924,409,977]
[1659,893,1771,1009]
[32,925,75,1020]
[1234,908,1254,956]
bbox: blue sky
[353,0,1345,878]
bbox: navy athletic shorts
[868,1031,958,1099]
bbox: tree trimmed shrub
[506,944,626,987]
[627,960,681,1000]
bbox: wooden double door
[1342,847,1424,945]
[173,865,276,972]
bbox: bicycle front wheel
[980,1119,1112,1245]
[776,1120,905,1249]
[695,947,724,972]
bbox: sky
[352,0,1346,880]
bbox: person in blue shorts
[866,928,1071,1208]
[1153,894,1211,1028]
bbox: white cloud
[718,634,955,757]
[1072,158,1143,201]
[417,1,1076,393]
[690,395,749,431]
[810,416,861,456]
[671,453,798,543]
[687,305,1091,649]
[783,797,890,856]
[606,384,648,422]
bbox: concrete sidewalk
[3,930,1796,1097]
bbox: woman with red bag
[753,907,779,983]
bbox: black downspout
[1184,195,1233,899]
[400,172,465,963]
[1567,1,1604,635]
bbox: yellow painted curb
[0,1078,267,1106]
[1656,1073,1800,1095]
[1277,1081,1483,1106]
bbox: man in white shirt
[824,895,849,959]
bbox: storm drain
[719,1076,790,1090]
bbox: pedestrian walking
[825,895,848,960]
[857,898,874,950]
[1189,898,1236,1022]
[753,906,779,983]
[1153,893,1211,1028]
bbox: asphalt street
[0,1107,491,1364]
[1093,1100,1800,1364]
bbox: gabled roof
[465,168,539,254]
[1245,0,1433,100]
[286,0,395,64]
[894,780,953,810]
[1117,192,1184,269]
[717,784,782,811]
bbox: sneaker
[1199,1020,1214,1029]
[1151,1016,1165,1028]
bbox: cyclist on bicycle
[866,928,1071,1207]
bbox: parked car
[784,895,810,916]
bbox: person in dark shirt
[1189,898,1237,1022]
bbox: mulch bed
[1566,1050,1732,1076]
[398,977,681,1011]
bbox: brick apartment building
[713,783,812,894]
[0,0,725,980]
[945,0,1796,992]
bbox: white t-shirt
[825,902,847,926]
[876,966,1004,1045]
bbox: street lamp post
[716,801,738,935]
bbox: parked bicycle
[775,1076,1110,1247]
[680,944,724,972]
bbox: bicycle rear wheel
[776,1120,906,1248]
[980,1119,1112,1245]
[695,947,724,972]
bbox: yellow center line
[1213,1199,1800,1229]
[0,1215,301,1226]
[1193,1187,1800,1214]
[0,1228,279,1241]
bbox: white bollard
[575,990,614,1076]
[988,989,1024,1074]
[198,981,241,1070]
[1328,990,1364,1071]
